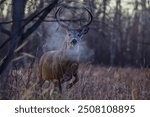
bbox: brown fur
[38,42,79,92]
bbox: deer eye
[68,33,71,36]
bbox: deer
[37,4,93,94]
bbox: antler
[55,4,93,30]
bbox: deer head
[55,4,93,48]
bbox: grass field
[4,63,150,100]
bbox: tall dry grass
[2,63,150,100]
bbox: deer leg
[54,80,62,93]
[38,80,45,94]
[62,74,72,83]
[62,65,76,83]
[58,78,62,93]
[66,63,78,89]
[38,80,45,87]
[66,73,79,89]
[50,80,63,99]
[34,79,45,99]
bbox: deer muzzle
[71,39,77,45]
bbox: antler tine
[82,7,93,28]
[55,6,69,30]
[55,4,93,30]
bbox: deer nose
[71,39,77,45]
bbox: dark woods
[1,0,150,74]
[86,0,150,67]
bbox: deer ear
[81,27,89,35]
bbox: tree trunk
[0,0,26,99]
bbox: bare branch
[12,52,35,62]
[21,0,59,42]
[0,18,88,25]
[0,0,59,75]
[0,25,11,36]
[0,0,60,50]
[0,38,10,50]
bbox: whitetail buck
[37,4,93,93]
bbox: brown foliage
[2,63,150,100]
